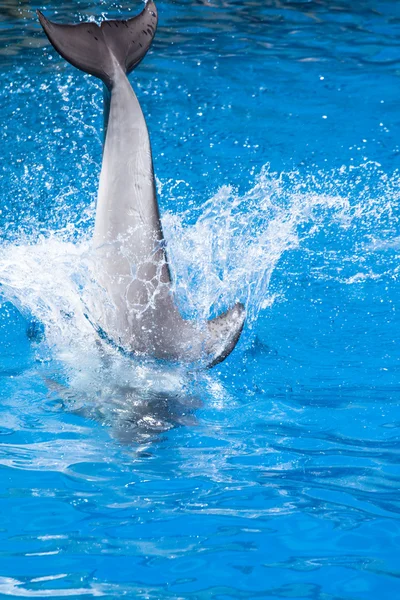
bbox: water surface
[0,0,399,598]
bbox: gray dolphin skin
[37,1,245,367]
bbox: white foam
[0,162,396,378]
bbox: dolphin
[37,1,245,367]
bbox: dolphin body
[37,1,245,367]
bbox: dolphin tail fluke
[206,303,246,368]
[37,1,158,88]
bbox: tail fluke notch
[37,1,158,88]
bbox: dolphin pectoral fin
[205,303,246,368]
[37,1,158,88]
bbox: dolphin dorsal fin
[206,303,245,368]
[37,1,158,88]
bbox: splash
[163,162,400,322]
[0,162,397,371]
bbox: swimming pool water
[0,0,400,598]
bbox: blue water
[0,0,400,597]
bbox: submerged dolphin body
[37,1,245,367]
